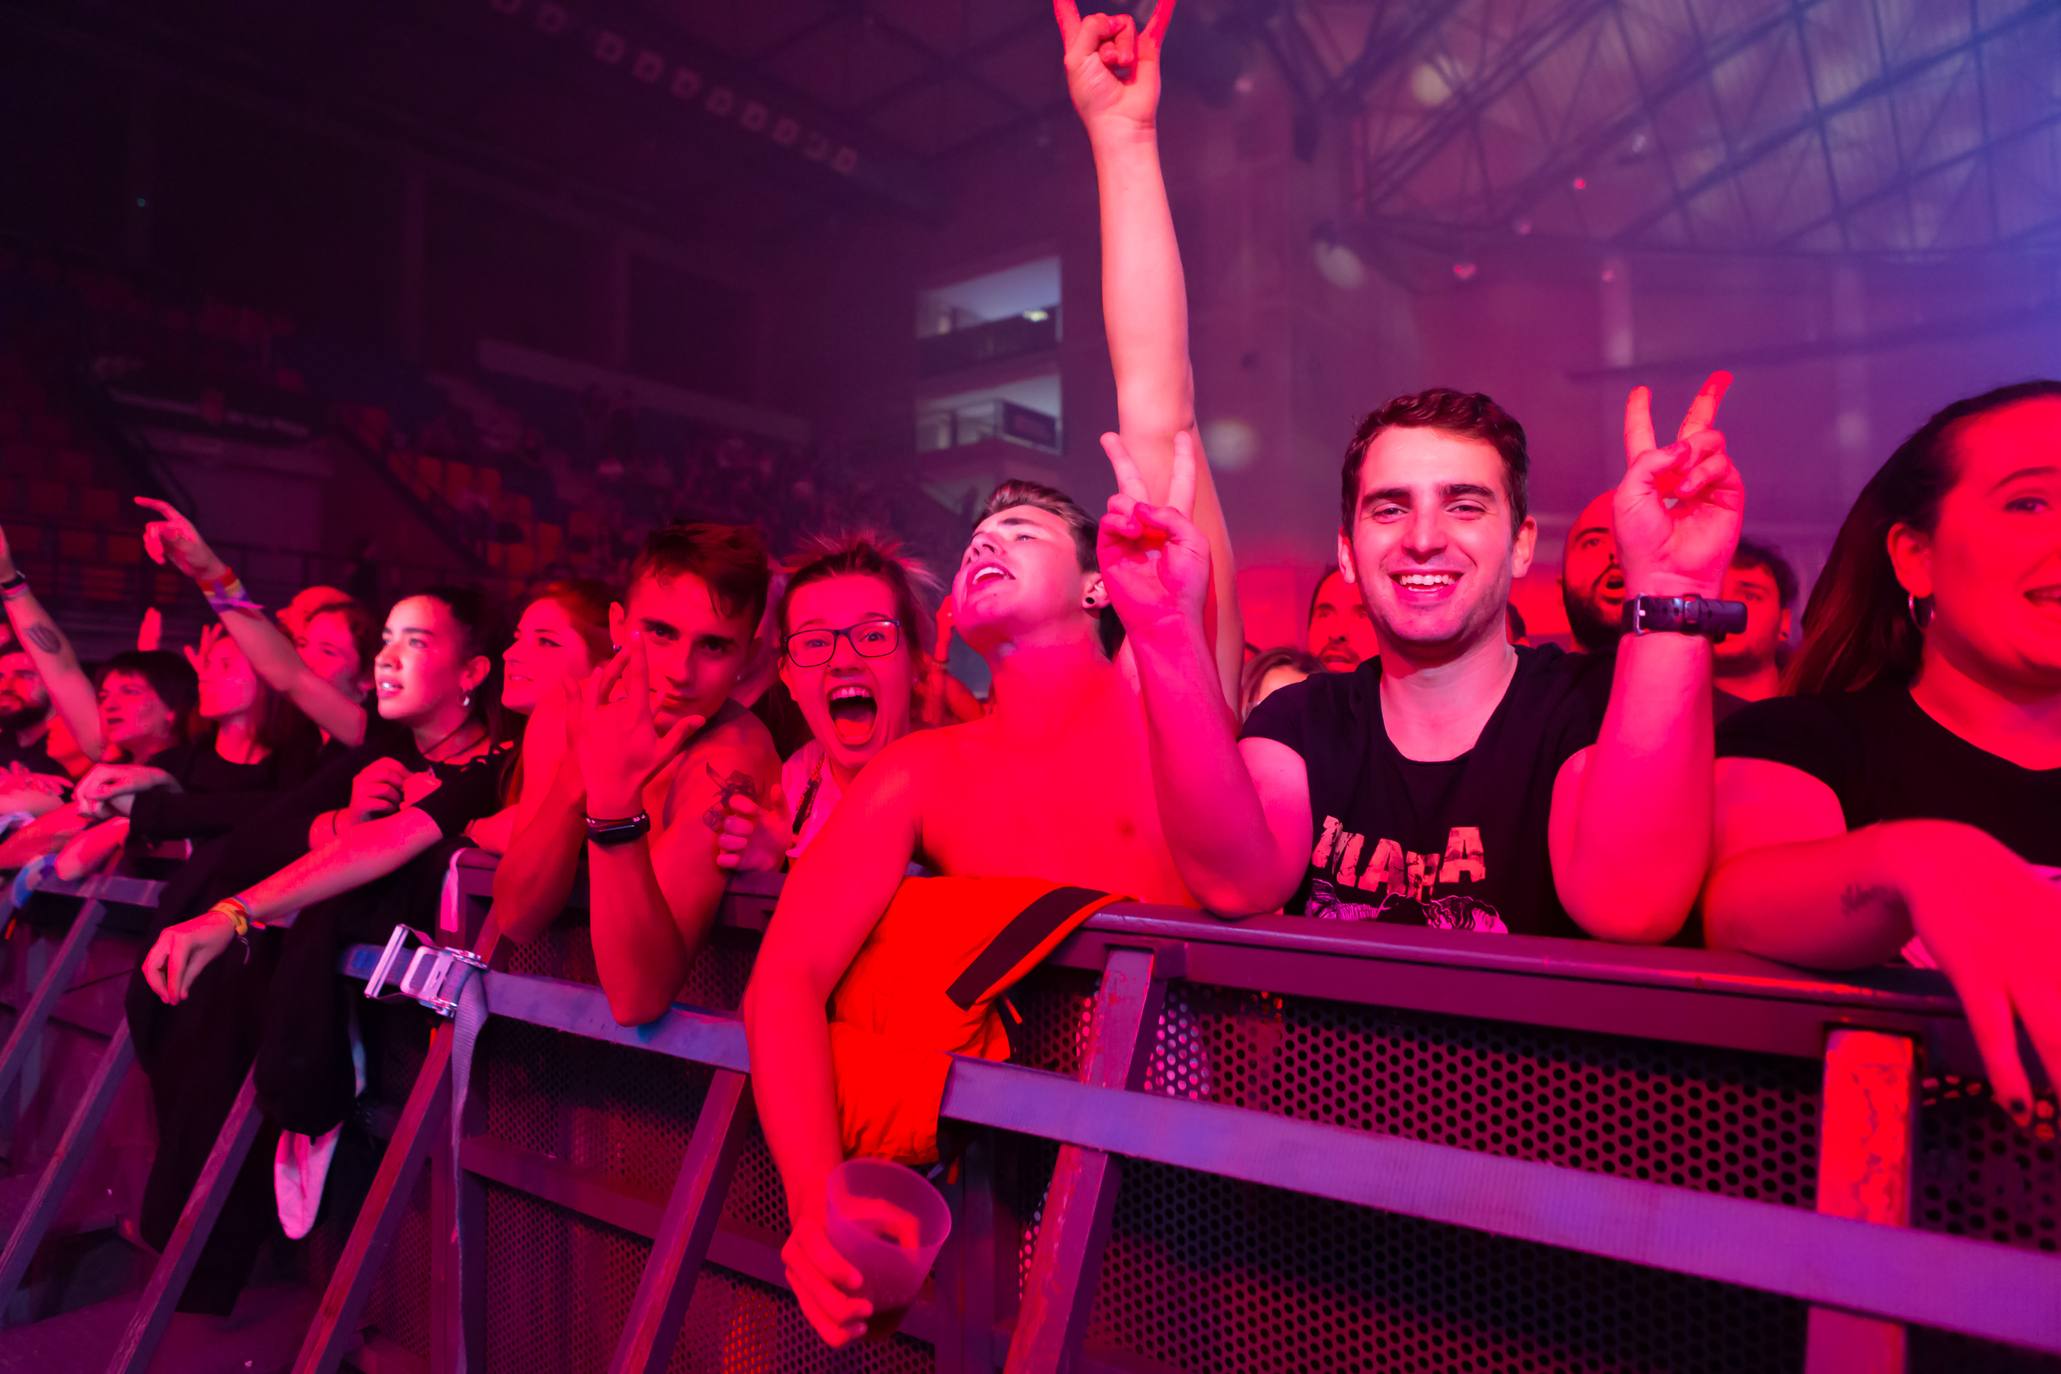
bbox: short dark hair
[96,649,200,744]
[1731,537,1799,612]
[978,479,1121,656]
[980,479,1096,572]
[779,531,937,649]
[630,522,771,627]
[1339,388,1530,533]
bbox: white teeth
[828,685,873,702]
[971,566,1007,586]
[1397,573,1458,588]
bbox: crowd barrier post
[1005,941,1177,1373]
[1804,1028,1920,1373]
[0,873,164,1322]
[296,848,500,1374]
[105,1067,265,1374]
[602,1067,752,1374]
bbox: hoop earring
[1906,593,1932,631]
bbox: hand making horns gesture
[1054,1,1177,135]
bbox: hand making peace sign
[1096,428,1209,638]
[1054,1,1177,137]
[1614,370,1747,600]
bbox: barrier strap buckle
[365,924,486,1018]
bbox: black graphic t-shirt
[1717,679,2061,869]
[1240,645,1614,936]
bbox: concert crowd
[0,2,2053,1348]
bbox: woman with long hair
[466,578,614,855]
[127,586,510,1313]
[1704,380,2061,1117]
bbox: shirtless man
[490,523,780,1025]
[743,1,1239,1345]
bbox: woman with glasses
[715,534,936,871]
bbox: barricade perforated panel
[483,1185,935,1374]
[1006,973,1831,1372]
[482,1016,714,1200]
[350,924,2060,1373]
[1015,975,1822,1204]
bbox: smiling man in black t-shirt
[1102,376,1746,940]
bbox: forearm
[1,591,103,759]
[1130,624,1283,913]
[743,971,846,1223]
[54,818,128,881]
[1705,820,1978,968]
[587,838,691,1025]
[238,808,441,924]
[1093,131,1192,435]
[488,784,585,944]
[217,607,367,745]
[1557,635,1713,941]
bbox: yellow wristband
[214,897,253,938]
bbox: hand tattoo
[701,766,759,832]
[1839,882,1898,918]
[25,623,62,656]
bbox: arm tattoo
[701,765,760,832]
[25,623,63,656]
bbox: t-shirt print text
[1306,816,1508,933]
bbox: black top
[1240,645,1614,935]
[0,726,67,781]
[1717,679,2061,869]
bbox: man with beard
[0,637,72,787]
[1560,489,1627,654]
[1307,567,1380,671]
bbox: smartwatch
[1620,595,1747,642]
[584,811,652,847]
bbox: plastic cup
[822,1157,953,1338]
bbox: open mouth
[825,683,878,747]
[1595,573,1626,605]
[965,562,1012,595]
[376,678,404,698]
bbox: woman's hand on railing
[134,496,230,585]
[781,1210,873,1347]
[75,762,178,812]
[712,791,794,873]
[139,905,241,1006]
[1904,846,2061,1125]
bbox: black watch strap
[584,811,651,847]
[1620,595,1747,641]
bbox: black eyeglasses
[783,619,901,667]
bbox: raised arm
[1057,0,1241,700]
[1549,373,1741,943]
[742,731,930,1347]
[0,526,107,761]
[1098,433,1309,913]
[1703,759,2061,1121]
[135,498,369,745]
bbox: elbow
[603,981,674,1028]
[1559,879,1693,945]
[1184,863,1293,920]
